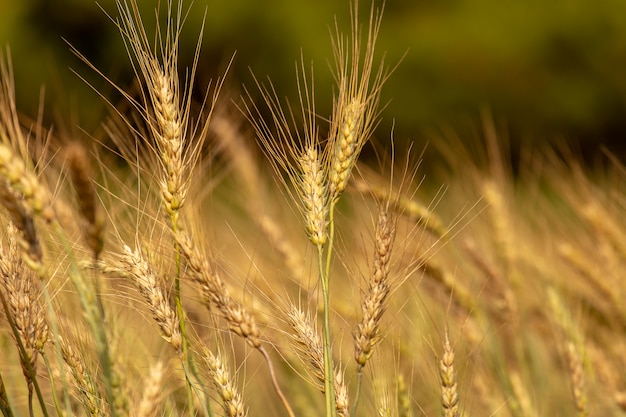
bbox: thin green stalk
[171,220,212,417]
[352,369,364,416]
[319,199,339,417]
[41,353,65,417]
[53,222,119,417]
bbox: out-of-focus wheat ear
[119,245,182,354]
[0,187,43,273]
[66,143,105,261]
[354,205,396,369]
[440,332,460,417]
[334,368,350,417]
[482,180,517,286]
[204,349,247,417]
[256,214,306,283]
[580,201,626,261]
[58,336,104,417]
[547,288,589,417]
[509,371,537,417]
[397,374,412,417]
[300,144,328,246]
[328,1,389,200]
[353,178,447,239]
[566,342,589,417]
[418,258,475,314]
[0,225,48,385]
[0,143,55,225]
[463,239,517,322]
[136,361,164,417]
[175,231,262,348]
[210,111,308,281]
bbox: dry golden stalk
[0,226,48,385]
[204,349,247,417]
[119,245,182,353]
[418,258,475,314]
[566,342,589,417]
[136,361,164,417]
[58,336,104,417]
[256,214,306,283]
[439,332,459,417]
[354,206,396,368]
[175,232,261,348]
[66,143,105,259]
[300,144,328,246]
[557,242,617,303]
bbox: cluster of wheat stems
[0,1,624,416]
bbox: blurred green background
[1,0,626,162]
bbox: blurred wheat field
[0,1,624,417]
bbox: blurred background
[1,0,626,166]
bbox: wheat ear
[354,205,396,368]
[328,1,388,200]
[175,231,295,417]
[204,349,247,417]
[0,226,48,407]
[119,245,182,354]
[136,361,165,417]
[440,332,460,417]
[286,305,350,417]
[58,336,104,417]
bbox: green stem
[351,368,364,416]
[53,222,118,417]
[171,217,196,416]
[319,199,339,417]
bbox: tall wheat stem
[319,199,340,417]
